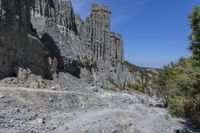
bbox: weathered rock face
[0,0,55,80]
[0,0,135,89]
[84,4,124,66]
[30,0,96,80]
[85,4,111,61]
[82,4,131,88]
[53,0,77,34]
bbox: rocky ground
[0,72,199,133]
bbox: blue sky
[70,0,200,68]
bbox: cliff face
[84,4,124,69]
[0,0,135,89]
[83,4,131,88]
[0,0,55,81]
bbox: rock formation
[0,0,135,89]
[0,1,196,133]
[0,0,55,81]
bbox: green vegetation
[154,58,200,124]
[124,61,159,94]
[127,79,145,93]
[189,6,200,64]
[153,7,200,125]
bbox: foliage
[154,57,200,125]
[127,80,145,93]
[189,6,200,64]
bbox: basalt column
[115,34,124,62]
[110,32,124,70]
[110,32,117,71]
[86,4,111,61]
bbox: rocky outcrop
[30,0,130,87]
[85,4,111,61]
[0,0,56,81]
[0,0,135,89]
[30,0,95,79]
[84,4,124,66]
[54,0,77,34]
[82,4,129,88]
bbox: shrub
[154,58,200,125]
[169,96,187,117]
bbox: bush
[154,58,200,125]
[169,96,187,117]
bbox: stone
[50,84,61,90]
[49,97,53,102]
[0,0,136,90]
[65,126,69,130]
[15,108,20,112]
[111,128,118,133]
[30,81,40,88]
[52,126,56,130]
[0,95,4,98]
[37,118,45,125]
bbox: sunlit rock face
[0,0,135,88]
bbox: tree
[189,6,200,64]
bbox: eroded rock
[0,0,135,89]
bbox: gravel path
[0,84,191,133]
